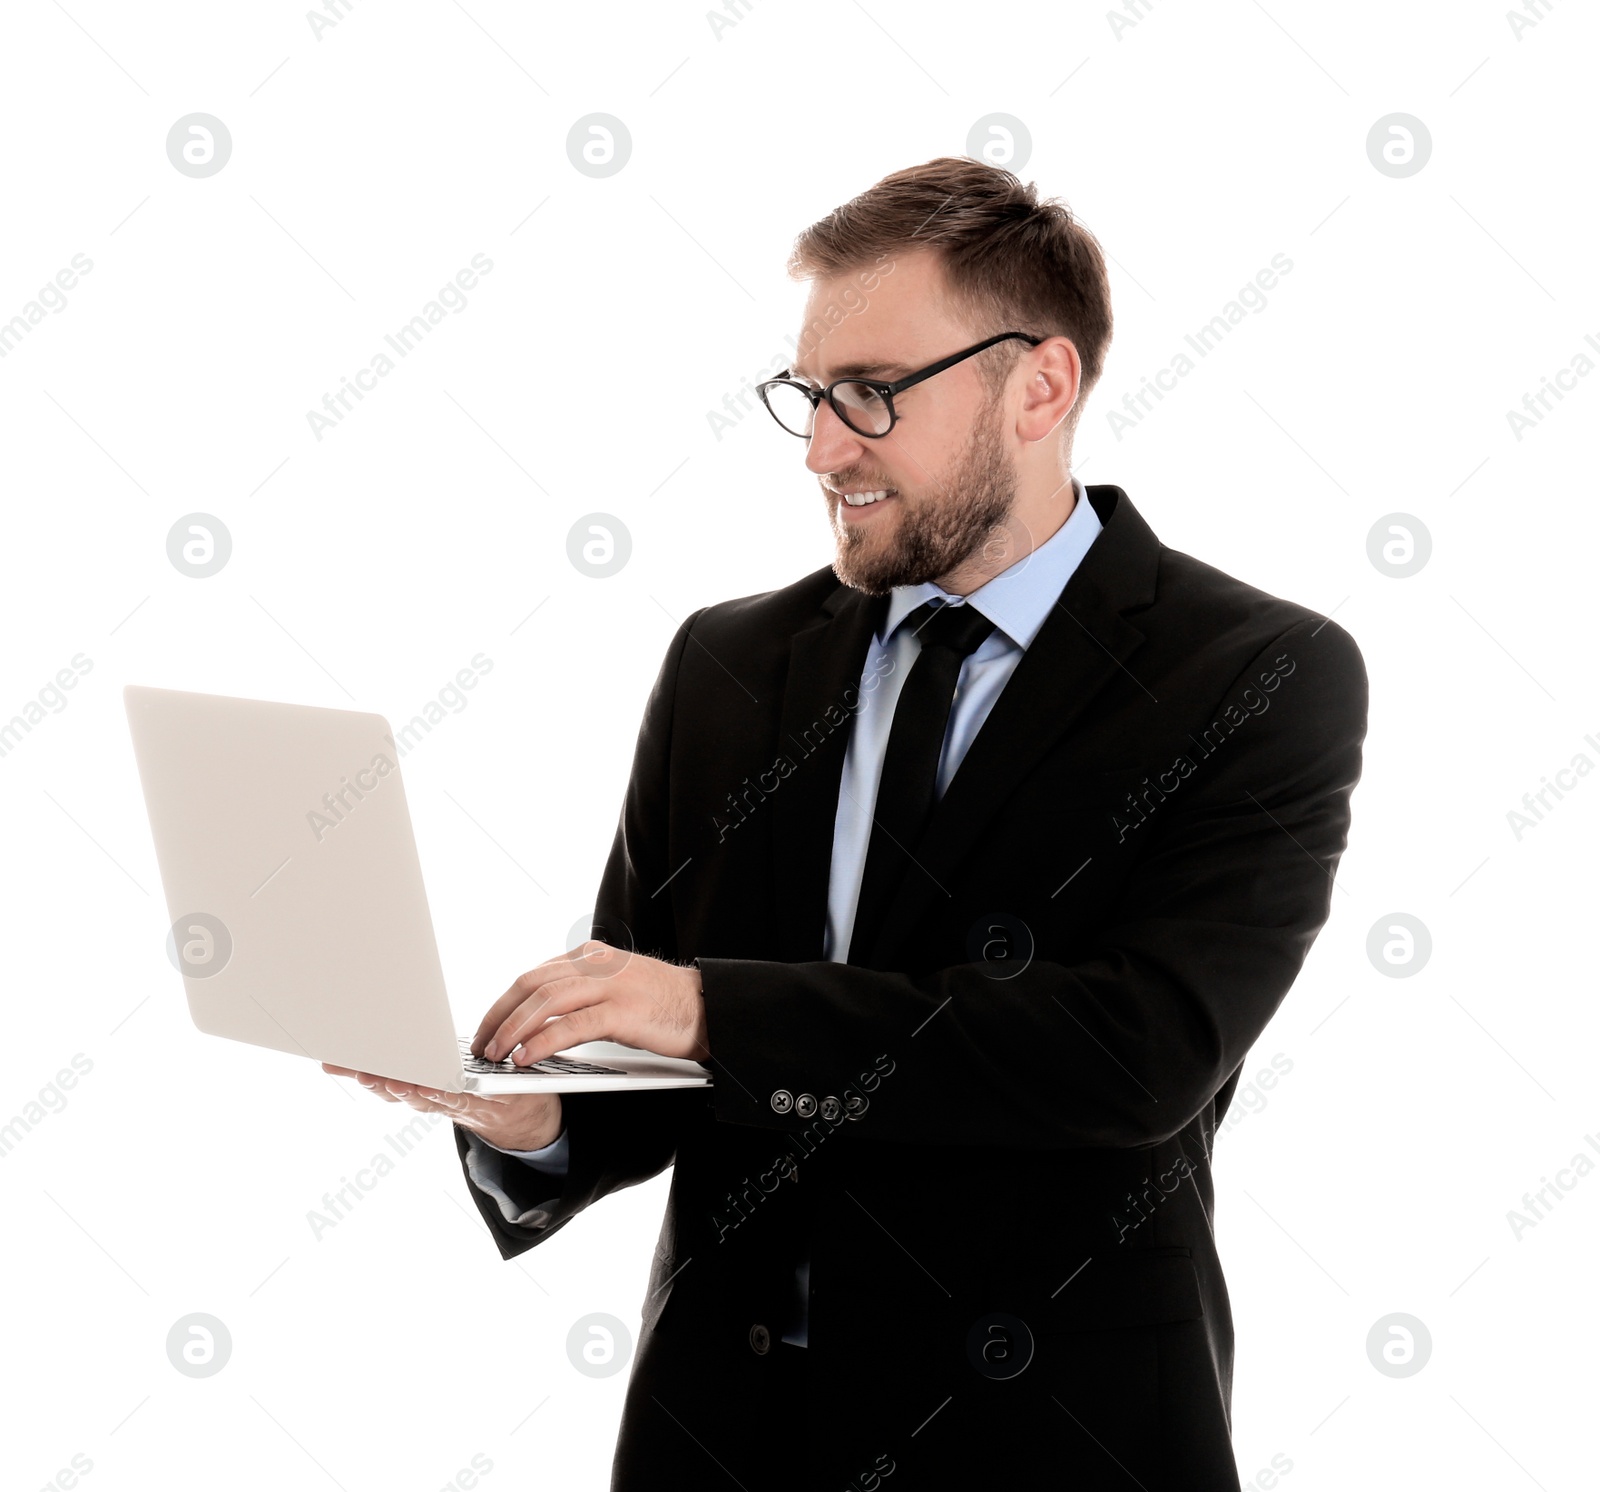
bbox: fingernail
[484,1043,497,1060]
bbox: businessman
[329,156,1367,1489]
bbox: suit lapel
[769,485,1162,970]
[860,485,1162,968]
[770,582,888,963]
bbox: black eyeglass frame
[756,331,1045,439]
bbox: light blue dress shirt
[466,476,1104,1348]
[823,476,1102,966]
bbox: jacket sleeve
[454,607,711,1261]
[695,614,1368,1151]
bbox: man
[329,156,1367,1489]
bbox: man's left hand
[471,941,709,1067]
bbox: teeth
[843,489,893,506]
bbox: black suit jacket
[455,484,1368,1491]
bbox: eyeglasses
[756,331,1044,440]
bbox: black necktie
[848,599,998,964]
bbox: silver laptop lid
[124,684,464,1092]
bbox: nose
[803,397,867,478]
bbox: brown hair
[787,156,1113,443]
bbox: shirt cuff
[461,1129,567,1229]
[477,1125,570,1173]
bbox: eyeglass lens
[763,380,892,437]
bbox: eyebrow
[785,357,912,384]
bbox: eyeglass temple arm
[765,332,1041,399]
[880,332,1043,397]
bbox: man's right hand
[322,1064,564,1154]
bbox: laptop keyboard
[458,1039,628,1077]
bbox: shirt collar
[878,474,1103,651]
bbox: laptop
[123,684,713,1096]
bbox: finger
[327,1065,401,1101]
[515,1001,605,1066]
[356,1071,399,1091]
[381,1080,453,1116]
[381,1079,426,1101]
[491,976,599,1062]
[413,1085,470,1115]
[470,950,590,1055]
[417,1090,486,1123]
[485,974,587,1060]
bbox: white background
[2,1,1596,1488]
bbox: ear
[1015,336,1082,444]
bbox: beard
[827,389,1019,596]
